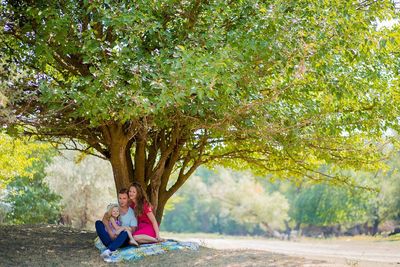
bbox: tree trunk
[134,133,146,185]
[372,217,380,236]
[155,195,168,223]
[102,124,201,222]
[103,124,134,193]
[109,144,185,222]
[284,220,291,240]
[110,144,133,192]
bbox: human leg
[95,220,111,247]
[125,230,138,246]
[108,231,129,251]
[133,234,158,244]
[100,231,129,258]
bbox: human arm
[110,217,124,232]
[124,224,136,233]
[126,207,137,233]
[146,211,161,240]
[123,226,133,233]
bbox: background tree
[209,168,289,233]
[1,1,399,221]
[0,133,51,187]
[162,167,289,235]
[4,146,62,225]
[0,132,60,223]
[45,150,116,229]
[289,182,369,227]
[361,152,400,234]
[162,165,400,236]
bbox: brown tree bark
[155,195,168,223]
[100,123,204,223]
[133,131,146,185]
[110,144,133,192]
[102,123,134,192]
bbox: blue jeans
[95,220,129,251]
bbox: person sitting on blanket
[106,203,138,246]
[129,182,165,244]
[95,188,138,258]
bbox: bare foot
[156,237,166,243]
[129,239,139,247]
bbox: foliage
[4,148,62,225]
[364,152,400,223]
[263,158,400,228]
[209,169,289,230]
[1,1,399,218]
[162,167,289,235]
[289,182,369,226]
[45,150,117,229]
[162,163,400,234]
[0,133,52,187]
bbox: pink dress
[130,202,157,238]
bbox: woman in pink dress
[129,182,164,244]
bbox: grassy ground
[0,224,326,267]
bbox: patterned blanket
[94,237,199,262]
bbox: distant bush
[45,151,116,229]
[162,168,289,235]
[4,151,62,224]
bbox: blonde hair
[105,203,119,221]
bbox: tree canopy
[1,0,399,220]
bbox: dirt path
[169,236,400,266]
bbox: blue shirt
[119,207,137,227]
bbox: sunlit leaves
[1,0,399,186]
[0,133,53,188]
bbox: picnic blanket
[94,237,199,262]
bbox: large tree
[1,0,399,221]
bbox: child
[105,203,138,247]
